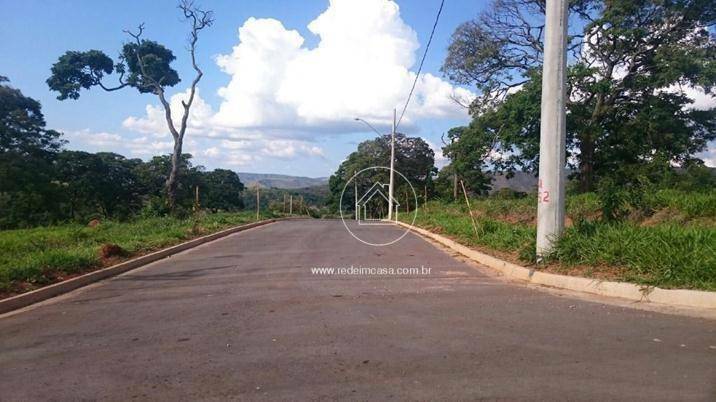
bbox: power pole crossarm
[536,0,568,258]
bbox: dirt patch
[100,244,126,259]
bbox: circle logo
[339,166,418,246]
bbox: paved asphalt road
[1,220,714,401]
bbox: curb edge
[397,221,716,310]
[0,218,279,315]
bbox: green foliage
[46,50,117,100]
[0,78,67,228]
[553,223,716,290]
[247,185,329,214]
[203,169,245,211]
[328,133,436,211]
[0,95,248,228]
[120,40,180,93]
[409,195,716,290]
[442,0,716,191]
[442,126,492,194]
[47,42,180,99]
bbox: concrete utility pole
[289,195,293,215]
[354,170,358,221]
[536,0,568,259]
[388,108,396,221]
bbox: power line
[395,0,445,130]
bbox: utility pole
[388,108,396,221]
[354,170,358,221]
[289,195,293,215]
[536,0,568,259]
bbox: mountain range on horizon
[237,172,329,189]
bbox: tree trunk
[579,92,604,192]
[578,135,594,192]
[166,139,183,210]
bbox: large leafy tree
[443,0,716,191]
[203,169,245,211]
[0,77,65,228]
[55,151,144,219]
[46,1,214,209]
[328,133,436,211]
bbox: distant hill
[237,172,329,189]
[489,171,538,194]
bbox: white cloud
[64,129,171,156]
[122,88,215,137]
[698,143,716,167]
[203,147,220,157]
[425,139,448,168]
[260,139,325,158]
[123,0,473,147]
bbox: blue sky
[3,0,713,177]
[0,0,485,177]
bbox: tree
[47,1,214,209]
[203,169,245,211]
[442,126,493,195]
[0,77,65,228]
[328,133,436,210]
[443,0,716,191]
[134,153,205,212]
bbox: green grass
[409,191,716,290]
[0,212,264,293]
[555,222,715,290]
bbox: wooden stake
[256,185,260,220]
[460,180,479,237]
[193,186,200,212]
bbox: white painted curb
[397,221,716,310]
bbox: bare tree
[48,1,214,211]
[124,1,214,209]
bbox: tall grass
[0,212,263,292]
[411,191,716,290]
[554,221,715,290]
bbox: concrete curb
[397,221,716,310]
[0,219,279,315]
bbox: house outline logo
[356,181,400,225]
[339,166,418,246]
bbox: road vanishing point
[1,220,714,400]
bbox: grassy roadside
[0,212,273,296]
[404,190,716,291]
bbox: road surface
[1,220,714,400]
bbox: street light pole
[388,109,396,221]
[353,114,396,221]
[536,0,568,259]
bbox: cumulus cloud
[213,0,472,131]
[123,0,473,150]
[122,88,215,137]
[65,129,174,156]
